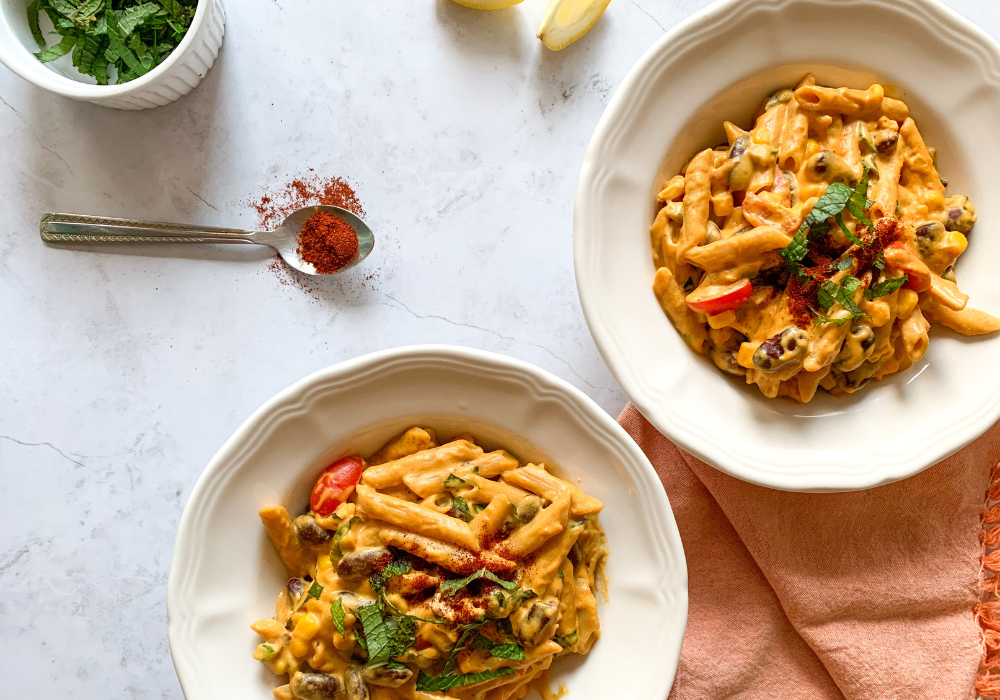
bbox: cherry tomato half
[686,279,753,316]
[310,455,365,517]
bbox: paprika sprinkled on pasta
[297,212,359,273]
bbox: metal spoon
[39,205,374,275]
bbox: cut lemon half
[537,0,612,50]
[449,0,524,9]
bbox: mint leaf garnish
[305,581,323,602]
[452,496,473,522]
[369,556,412,592]
[865,274,908,300]
[415,668,516,692]
[330,599,346,637]
[439,568,517,598]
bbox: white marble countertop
[1,0,998,696]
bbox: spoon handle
[39,213,260,245]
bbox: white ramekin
[0,0,225,110]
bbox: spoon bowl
[261,205,375,275]
[40,206,375,276]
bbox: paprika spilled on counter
[296,211,359,273]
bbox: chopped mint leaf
[467,633,524,660]
[359,604,394,666]
[452,496,473,522]
[779,227,810,278]
[415,668,516,692]
[330,599,346,637]
[35,34,76,62]
[865,274,908,300]
[834,257,854,272]
[444,473,471,490]
[841,275,862,296]
[811,309,852,326]
[305,581,323,602]
[873,250,885,271]
[27,0,45,46]
[489,643,525,660]
[443,623,486,674]
[816,276,864,322]
[332,517,359,558]
[439,568,517,598]
[817,281,839,312]
[835,212,864,246]
[809,182,853,223]
[369,557,412,592]
[845,166,875,230]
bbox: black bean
[336,547,393,579]
[361,664,413,688]
[287,577,309,600]
[291,672,345,700]
[344,664,370,700]
[874,130,898,155]
[294,515,332,545]
[728,136,749,160]
[753,327,809,372]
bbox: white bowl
[0,0,225,110]
[574,0,1000,492]
[167,346,687,700]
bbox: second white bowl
[167,346,688,700]
[574,0,1000,491]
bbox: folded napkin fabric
[617,404,1000,700]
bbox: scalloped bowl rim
[166,345,688,700]
[574,0,1000,491]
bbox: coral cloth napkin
[617,404,1000,700]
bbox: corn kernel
[289,638,309,658]
[942,231,968,258]
[273,659,287,674]
[708,311,736,329]
[316,555,332,572]
[806,139,821,157]
[294,613,321,641]
[752,128,770,144]
[925,191,944,208]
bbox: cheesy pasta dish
[252,427,607,700]
[650,75,1000,401]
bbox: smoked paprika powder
[297,212,359,273]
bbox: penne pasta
[497,491,570,560]
[362,440,482,489]
[356,484,481,551]
[648,75,992,400]
[253,427,607,700]
[501,464,603,517]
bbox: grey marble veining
[1,0,998,697]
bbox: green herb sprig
[439,568,517,598]
[415,668,516,692]
[864,274,909,301]
[779,167,875,279]
[27,0,197,85]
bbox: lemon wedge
[449,0,524,9]
[537,0,612,50]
